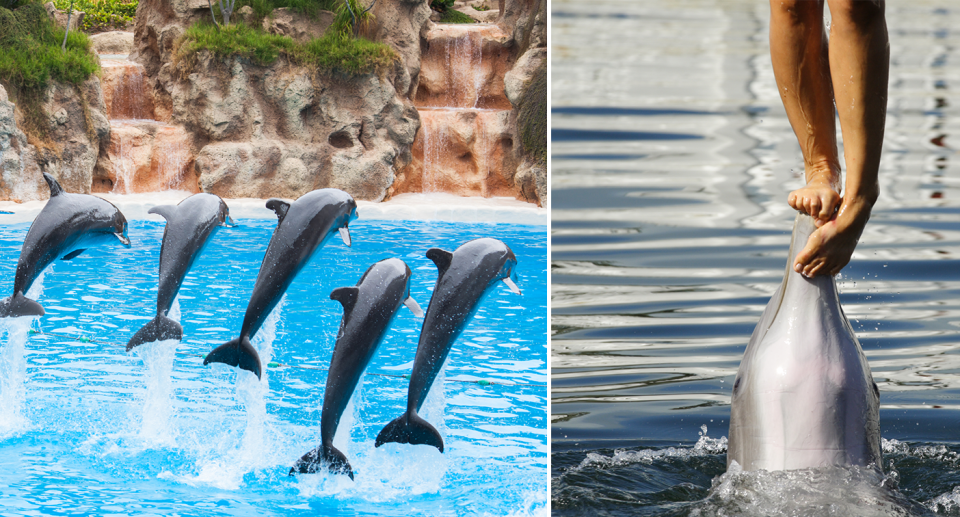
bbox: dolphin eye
[733,377,741,394]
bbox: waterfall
[412,24,514,196]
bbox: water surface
[552,1,960,514]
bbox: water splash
[693,462,920,517]
[575,425,728,471]
[0,271,45,436]
[131,298,182,446]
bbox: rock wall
[0,78,109,201]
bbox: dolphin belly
[727,214,881,472]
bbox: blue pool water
[0,216,546,515]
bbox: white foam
[0,271,45,436]
[0,192,545,226]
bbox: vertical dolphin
[204,188,357,379]
[375,238,520,452]
[727,213,881,471]
[126,194,234,351]
[290,258,423,479]
[0,173,130,318]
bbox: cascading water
[98,56,195,194]
[410,24,516,198]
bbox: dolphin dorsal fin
[43,173,64,197]
[266,199,290,224]
[330,286,359,315]
[148,205,177,221]
[426,248,453,277]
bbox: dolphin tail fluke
[126,315,183,351]
[374,411,444,452]
[0,293,45,318]
[204,336,262,379]
[289,443,354,480]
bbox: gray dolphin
[290,258,423,479]
[727,213,881,471]
[204,188,358,379]
[126,194,234,351]
[375,238,520,452]
[0,173,130,318]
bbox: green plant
[52,0,137,32]
[176,20,395,75]
[472,3,489,11]
[517,60,545,164]
[430,0,453,10]
[439,8,473,23]
[0,1,99,136]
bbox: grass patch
[176,21,396,75]
[52,0,136,32]
[439,9,474,24]
[517,60,545,164]
[0,1,99,137]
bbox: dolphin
[290,258,423,479]
[375,238,520,452]
[0,173,130,318]
[126,194,234,351]
[204,188,358,379]
[727,213,881,471]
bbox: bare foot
[788,164,842,226]
[793,192,877,277]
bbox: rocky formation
[43,1,84,31]
[90,31,135,54]
[0,78,110,201]
[0,85,43,202]
[1,0,546,205]
[262,8,333,44]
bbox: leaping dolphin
[0,173,130,318]
[727,213,881,471]
[375,238,520,452]
[204,188,358,379]
[126,194,234,351]
[290,258,423,479]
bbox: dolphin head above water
[727,213,881,472]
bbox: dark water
[551,0,960,514]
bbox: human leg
[793,0,888,277]
[769,0,842,224]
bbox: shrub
[0,1,99,136]
[52,0,137,32]
[517,60,545,164]
[176,21,395,75]
[439,8,474,24]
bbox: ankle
[804,161,842,189]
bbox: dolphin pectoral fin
[265,199,290,223]
[222,215,237,228]
[127,315,183,351]
[114,232,131,247]
[147,205,177,221]
[403,296,423,317]
[426,248,453,277]
[42,173,64,197]
[502,277,521,295]
[339,226,351,247]
[374,412,444,452]
[204,336,262,380]
[61,249,86,260]
[0,293,45,318]
[290,444,354,480]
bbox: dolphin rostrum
[126,194,234,351]
[375,238,520,452]
[204,188,358,379]
[0,173,130,318]
[727,213,881,471]
[290,258,423,479]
